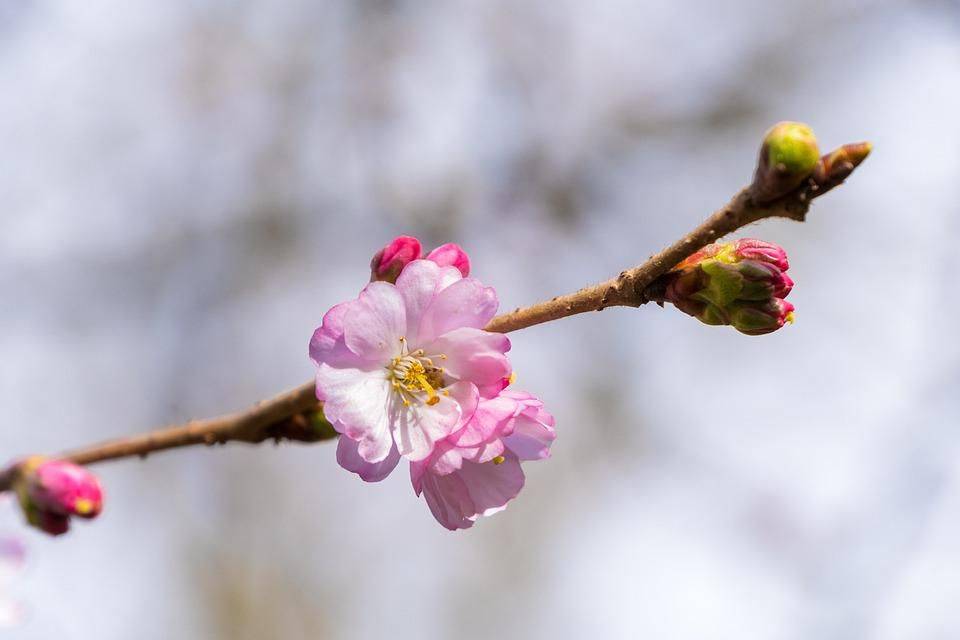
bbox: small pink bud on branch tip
[751,121,820,204]
[10,457,104,536]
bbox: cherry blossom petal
[417,278,498,344]
[419,469,475,530]
[389,393,461,461]
[503,414,556,461]
[417,452,525,531]
[501,391,556,461]
[410,459,428,495]
[337,437,401,482]
[343,282,406,362]
[316,365,393,462]
[309,301,365,369]
[450,394,516,448]
[444,381,480,431]
[395,260,463,345]
[425,328,511,387]
[457,451,525,518]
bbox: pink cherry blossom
[411,390,556,530]
[310,259,512,479]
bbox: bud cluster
[10,457,103,536]
[662,239,795,335]
[370,236,470,284]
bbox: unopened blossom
[311,258,512,479]
[12,457,104,536]
[751,121,820,204]
[411,389,556,530]
[425,243,470,277]
[370,236,422,284]
[660,238,795,336]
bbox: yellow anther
[508,372,517,385]
[387,346,448,407]
[492,455,506,465]
[74,498,94,515]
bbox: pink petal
[309,301,366,370]
[502,391,557,461]
[427,440,467,476]
[419,468,476,530]
[424,328,511,387]
[337,437,401,482]
[410,459,428,495]
[450,394,517,448]
[417,278,498,344]
[389,393,461,461]
[316,365,393,462]
[343,282,407,362]
[394,260,451,346]
[457,451,525,517]
[417,452,525,531]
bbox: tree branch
[0,139,870,493]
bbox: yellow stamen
[508,372,517,386]
[492,455,505,465]
[74,498,94,515]
[387,338,449,407]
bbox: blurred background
[1,0,959,638]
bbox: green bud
[751,122,820,204]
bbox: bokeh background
[2,1,959,638]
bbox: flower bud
[813,142,873,187]
[12,457,104,536]
[731,238,789,271]
[426,243,471,277]
[751,122,820,204]
[729,298,795,336]
[661,238,795,336]
[370,236,422,284]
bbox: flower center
[387,337,447,407]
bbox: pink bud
[12,457,104,536]
[733,239,789,271]
[729,298,796,336]
[370,236,422,284]
[425,243,471,277]
[30,460,103,519]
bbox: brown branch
[0,138,870,493]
